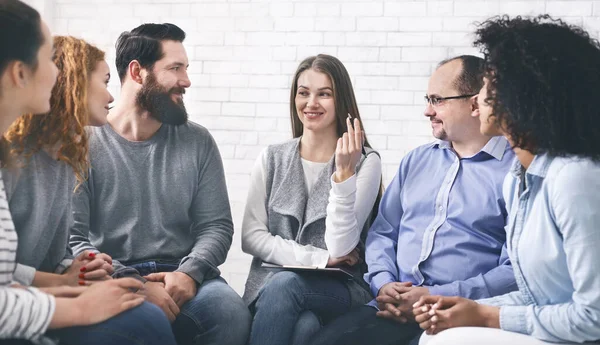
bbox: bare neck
[299,128,338,163]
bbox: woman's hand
[413,296,500,335]
[334,116,364,183]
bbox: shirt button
[439,206,444,211]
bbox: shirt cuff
[500,305,530,335]
[313,251,329,269]
[13,263,36,286]
[330,173,357,197]
[369,271,396,297]
[54,258,73,275]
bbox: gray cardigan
[243,138,379,307]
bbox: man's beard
[136,72,188,125]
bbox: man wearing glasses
[309,55,517,345]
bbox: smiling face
[87,60,114,126]
[294,68,337,135]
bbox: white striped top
[0,171,56,341]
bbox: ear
[6,60,30,89]
[470,94,479,117]
[128,60,144,84]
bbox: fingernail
[80,267,87,272]
[89,253,96,258]
[78,281,85,286]
[78,273,84,279]
[429,309,436,316]
[422,306,428,312]
[413,301,420,308]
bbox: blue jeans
[42,302,174,345]
[130,261,251,345]
[248,271,352,345]
[308,305,423,345]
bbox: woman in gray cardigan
[242,54,383,345]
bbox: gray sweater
[69,122,233,285]
[2,150,75,285]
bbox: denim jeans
[4,302,177,345]
[308,305,423,345]
[248,271,352,345]
[129,261,251,345]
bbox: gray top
[69,122,233,285]
[2,149,75,285]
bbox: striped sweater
[0,171,56,341]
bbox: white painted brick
[433,32,474,47]
[188,73,210,87]
[235,17,274,32]
[370,91,414,105]
[398,76,429,91]
[381,105,426,120]
[186,32,224,46]
[268,89,290,103]
[546,1,592,16]
[273,47,297,61]
[315,17,356,32]
[403,47,448,62]
[286,33,324,46]
[195,46,233,61]
[240,61,282,75]
[294,2,318,17]
[211,130,242,145]
[428,1,454,16]
[230,88,270,102]
[357,17,398,31]
[257,103,289,117]
[259,132,292,145]
[324,32,347,46]
[233,47,272,61]
[384,2,427,17]
[345,62,386,76]
[367,134,387,149]
[224,32,246,46]
[270,2,293,17]
[192,87,229,102]
[229,3,270,17]
[275,17,315,32]
[341,1,383,17]
[398,17,444,32]
[197,18,235,32]
[219,144,236,159]
[222,102,256,117]
[189,101,221,116]
[388,33,432,47]
[254,117,278,131]
[204,62,242,75]
[448,47,481,58]
[248,75,290,88]
[317,3,340,17]
[346,32,388,46]
[190,3,229,17]
[379,47,402,62]
[499,1,546,16]
[453,2,501,16]
[245,32,287,46]
[338,47,380,62]
[297,46,338,59]
[355,76,399,90]
[235,145,264,160]
[359,105,380,120]
[442,17,479,32]
[594,1,600,15]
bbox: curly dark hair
[474,15,600,160]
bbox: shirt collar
[510,152,553,179]
[432,136,508,161]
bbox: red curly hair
[3,36,105,187]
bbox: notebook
[261,262,354,279]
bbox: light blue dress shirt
[365,136,518,305]
[478,154,600,343]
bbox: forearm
[32,270,66,288]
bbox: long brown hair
[289,54,373,148]
[3,36,105,187]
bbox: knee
[259,271,304,301]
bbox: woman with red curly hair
[2,36,115,289]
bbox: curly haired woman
[0,25,176,345]
[414,15,600,345]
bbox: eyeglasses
[424,93,477,106]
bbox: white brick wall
[24,0,600,296]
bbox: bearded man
[69,23,251,345]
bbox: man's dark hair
[0,0,44,78]
[115,23,186,82]
[438,55,485,95]
[475,15,600,160]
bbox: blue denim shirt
[365,137,517,305]
[478,154,600,343]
